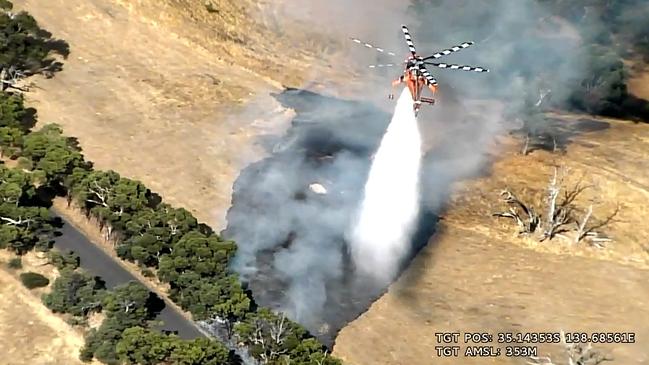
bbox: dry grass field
[2,2,648,365]
[333,116,649,365]
[0,252,98,365]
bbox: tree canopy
[80,281,161,364]
[43,268,106,317]
[0,165,56,253]
[116,326,233,365]
[0,2,68,78]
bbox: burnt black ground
[222,88,438,347]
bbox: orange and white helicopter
[351,25,489,116]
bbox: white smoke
[347,88,422,284]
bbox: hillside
[4,1,649,364]
[0,252,94,365]
[11,0,348,229]
[333,115,649,364]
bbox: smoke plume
[222,0,623,343]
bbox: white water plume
[348,88,422,284]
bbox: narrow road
[52,212,205,340]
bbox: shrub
[7,257,22,269]
[16,157,33,170]
[141,268,155,278]
[19,272,50,289]
[47,250,80,270]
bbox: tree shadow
[51,216,64,230]
[147,192,163,209]
[145,292,166,317]
[40,60,65,76]
[621,94,649,123]
[20,107,38,130]
[94,276,108,291]
[64,136,84,152]
[44,39,71,60]
[514,116,610,155]
[29,30,70,76]
[34,185,56,208]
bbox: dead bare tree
[519,87,554,156]
[526,331,613,365]
[535,88,552,107]
[0,216,34,227]
[522,131,532,156]
[493,189,540,234]
[540,167,582,241]
[493,167,617,245]
[0,66,30,93]
[574,203,619,247]
[246,312,290,364]
[119,299,136,313]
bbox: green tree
[0,165,35,205]
[0,5,67,77]
[116,327,234,365]
[81,316,129,365]
[116,326,175,365]
[117,204,198,267]
[0,0,13,11]
[46,249,80,270]
[170,275,250,324]
[80,282,160,364]
[43,268,106,317]
[285,338,341,365]
[102,281,157,327]
[21,124,68,161]
[72,170,152,236]
[0,91,28,129]
[0,204,54,253]
[21,123,87,187]
[169,337,231,365]
[0,126,23,157]
[0,166,56,253]
[234,308,310,364]
[158,230,236,284]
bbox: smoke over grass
[222,0,637,343]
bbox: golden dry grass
[9,0,363,230]
[5,2,649,364]
[333,116,649,365]
[2,3,336,363]
[0,252,97,365]
[12,0,299,229]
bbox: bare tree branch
[0,66,31,92]
[541,167,584,242]
[493,189,540,234]
[575,204,619,247]
[0,216,34,226]
[522,133,531,155]
[86,180,111,207]
[527,356,556,365]
[527,331,613,365]
[492,166,616,245]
